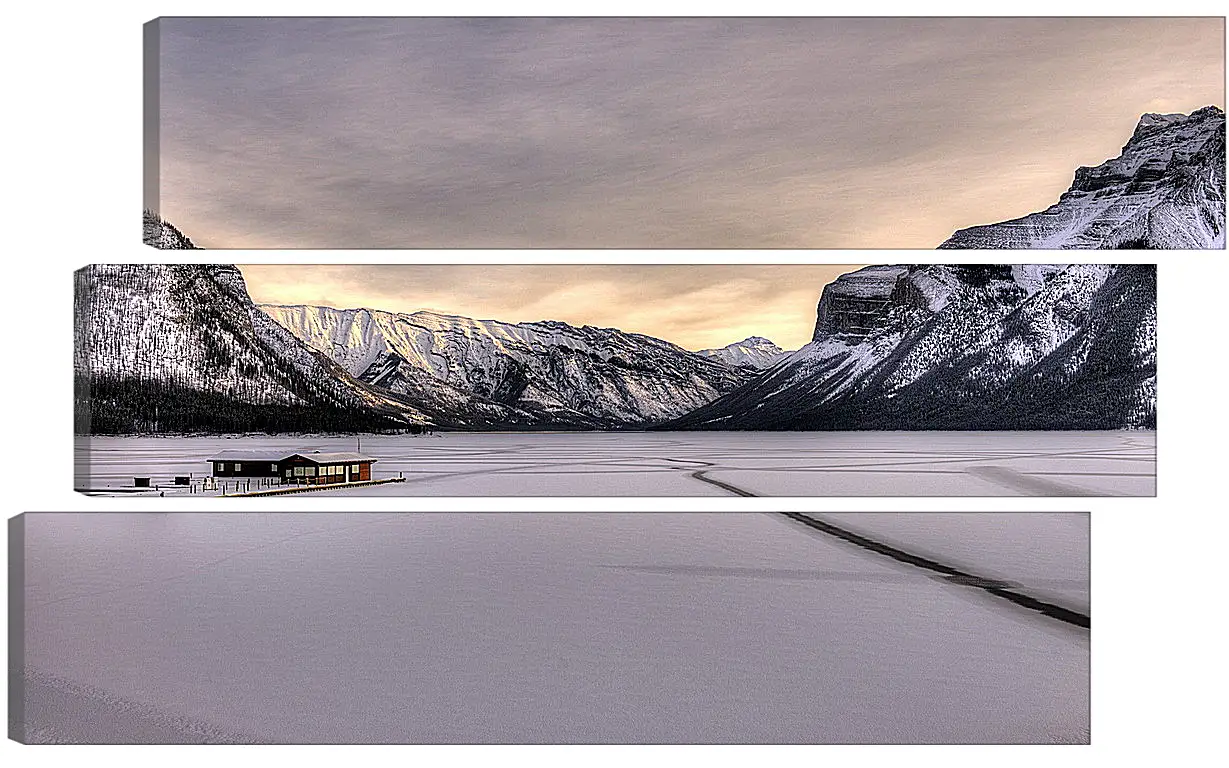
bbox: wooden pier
[224,477,407,497]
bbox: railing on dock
[223,477,407,497]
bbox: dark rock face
[812,266,907,341]
[665,265,1155,431]
[142,210,199,249]
[74,265,415,434]
[941,106,1225,249]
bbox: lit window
[234,463,242,472]
[351,464,360,473]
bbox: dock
[224,477,407,497]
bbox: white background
[2,1,1225,765]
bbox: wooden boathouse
[208,450,377,485]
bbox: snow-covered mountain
[696,336,791,371]
[666,264,1156,430]
[142,210,198,249]
[260,304,754,428]
[75,265,420,433]
[76,263,1156,434]
[941,106,1225,249]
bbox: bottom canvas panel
[9,512,1089,744]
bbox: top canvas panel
[144,17,1226,250]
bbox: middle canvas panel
[73,263,1156,498]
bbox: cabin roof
[207,450,289,462]
[284,452,376,464]
[208,450,376,464]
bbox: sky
[153,17,1224,249]
[239,264,864,350]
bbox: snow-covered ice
[13,511,1089,743]
[76,430,1156,497]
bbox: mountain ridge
[77,264,1156,434]
[664,264,1155,431]
[940,106,1225,249]
[259,303,754,428]
[74,265,422,434]
[142,210,199,249]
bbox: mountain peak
[735,335,776,347]
[697,336,789,370]
[1130,106,1222,143]
[1184,104,1223,121]
[941,105,1225,249]
[1131,112,1186,138]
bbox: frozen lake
[13,511,1088,744]
[75,430,1155,497]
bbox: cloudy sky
[153,17,1224,249]
[239,264,863,350]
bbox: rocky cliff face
[261,304,754,428]
[142,211,199,249]
[941,106,1225,249]
[74,265,418,433]
[665,264,1155,430]
[811,266,911,341]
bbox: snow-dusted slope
[75,265,420,433]
[941,106,1225,249]
[142,211,198,249]
[260,304,753,427]
[696,337,791,370]
[667,264,1155,430]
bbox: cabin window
[271,463,278,472]
[351,464,360,473]
[285,469,292,477]
[294,466,305,477]
[215,462,223,472]
[234,463,242,472]
[306,467,316,476]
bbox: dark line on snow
[690,470,757,497]
[776,511,1090,629]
